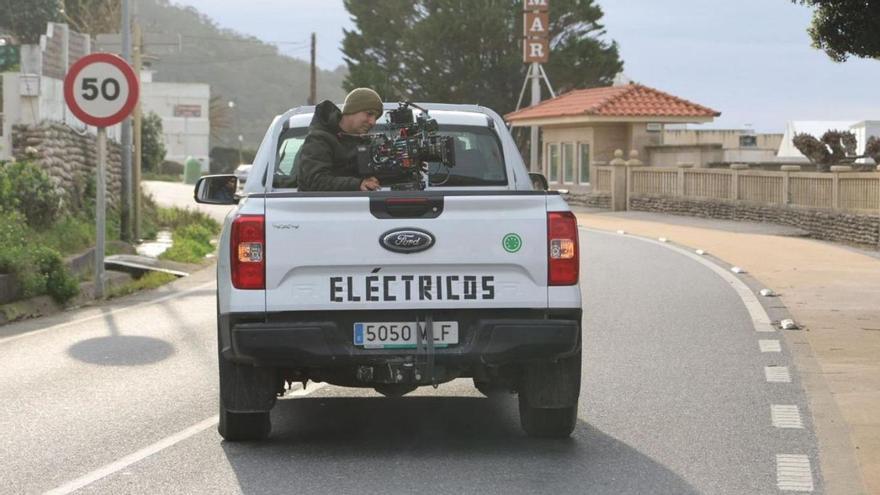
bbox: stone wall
[11,122,123,207]
[630,196,879,248]
[563,192,612,210]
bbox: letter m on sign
[524,0,549,12]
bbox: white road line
[0,281,215,346]
[776,454,815,492]
[760,340,782,353]
[765,366,792,383]
[772,405,805,429]
[45,382,327,494]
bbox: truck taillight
[548,211,579,286]
[231,214,264,290]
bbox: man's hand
[360,177,381,191]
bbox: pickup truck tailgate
[263,194,549,312]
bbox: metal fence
[595,165,880,214]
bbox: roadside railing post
[610,149,627,211]
[676,162,693,198]
[730,163,748,201]
[781,165,801,205]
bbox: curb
[0,271,133,326]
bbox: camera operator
[295,88,384,191]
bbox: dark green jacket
[295,100,366,191]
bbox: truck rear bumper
[220,309,581,368]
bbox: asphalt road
[0,223,822,493]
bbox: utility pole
[132,19,143,240]
[308,32,316,105]
[119,0,132,241]
[529,62,540,173]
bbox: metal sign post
[96,127,107,298]
[64,53,139,298]
[519,0,555,174]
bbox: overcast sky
[172,0,880,133]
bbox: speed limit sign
[63,52,139,299]
[64,52,139,127]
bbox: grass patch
[31,216,95,255]
[108,272,177,298]
[153,206,221,264]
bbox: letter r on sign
[523,38,549,63]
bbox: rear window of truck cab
[272,124,507,189]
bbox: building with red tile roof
[504,83,721,192]
[505,83,720,124]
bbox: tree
[141,111,166,173]
[0,0,119,44]
[342,0,623,116]
[209,95,232,143]
[792,130,876,171]
[60,0,121,37]
[0,0,62,44]
[791,0,880,62]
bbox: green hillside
[136,0,346,148]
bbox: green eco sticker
[502,233,522,253]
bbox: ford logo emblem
[379,228,435,254]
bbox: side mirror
[194,174,239,205]
[528,173,548,191]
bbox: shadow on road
[221,396,700,495]
[68,335,175,366]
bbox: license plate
[353,321,459,349]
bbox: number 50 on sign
[64,52,139,128]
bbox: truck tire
[518,350,581,438]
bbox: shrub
[157,207,220,234]
[0,161,63,228]
[160,237,212,263]
[0,212,79,304]
[142,112,167,173]
[33,247,79,303]
[159,160,184,175]
[176,223,213,246]
[33,216,94,255]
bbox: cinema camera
[356,102,456,190]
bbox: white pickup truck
[195,103,582,441]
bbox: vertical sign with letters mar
[523,0,549,63]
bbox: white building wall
[139,79,210,170]
[1,72,119,161]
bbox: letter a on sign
[524,0,549,12]
[524,12,549,37]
